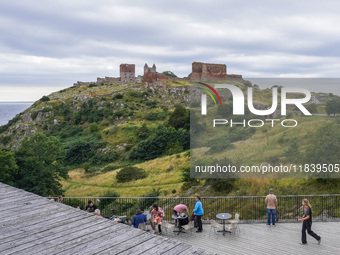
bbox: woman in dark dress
[298,198,321,245]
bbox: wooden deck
[170,220,340,254]
[0,182,212,255]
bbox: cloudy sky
[1,0,340,101]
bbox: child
[154,211,162,234]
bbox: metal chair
[228,213,240,234]
[209,219,223,236]
[162,221,175,235]
[182,220,195,236]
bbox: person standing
[298,199,321,245]
[193,195,204,233]
[57,195,63,203]
[265,189,277,225]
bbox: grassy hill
[1,80,340,198]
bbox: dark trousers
[302,221,320,244]
[196,215,203,231]
[158,224,162,233]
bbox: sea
[0,102,34,126]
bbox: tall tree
[325,97,340,116]
[14,133,67,196]
[0,149,18,185]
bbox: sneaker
[299,242,307,245]
[196,230,202,233]
[318,237,321,245]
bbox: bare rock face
[21,113,33,123]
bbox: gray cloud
[1,0,340,100]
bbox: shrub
[129,91,143,98]
[31,111,39,121]
[89,123,99,133]
[114,94,124,99]
[40,96,50,102]
[137,123,150,140]
[116,166,147,183]
[145,101,157,108]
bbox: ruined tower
[120,64,135,83]
[189,62,227,81]
[143,63,158,84]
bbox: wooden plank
[118,234,165,255]
[0,198,54,216]
[58,225,143,255]
[0,214,98,250]
[16,219,115,254]
[42,223,127,255]
[1,213,88,243]
[162,243,193,255]
[1,202,65,226]
[0,191,39,202]
[0,208,81,240]
[96,232,156,255]
[2,216,107,254]
[142,238,183,254]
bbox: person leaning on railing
[193,196,204,233]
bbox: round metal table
[216,213,232,235]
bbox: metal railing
[52,194,340,223]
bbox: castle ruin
[73,61,242,86]
[188,62,242,82]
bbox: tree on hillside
[168,105,190,130]
[0,149,18,185]
[325,97,340,116]
[14,133,67,196]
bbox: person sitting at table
[86,200,97,214]
[132,209,147,228]
[193,195,204,233]
[151,204,164,235]
[173,203,189,216]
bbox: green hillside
[1,80,340,198]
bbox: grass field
[61,152,189,197]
